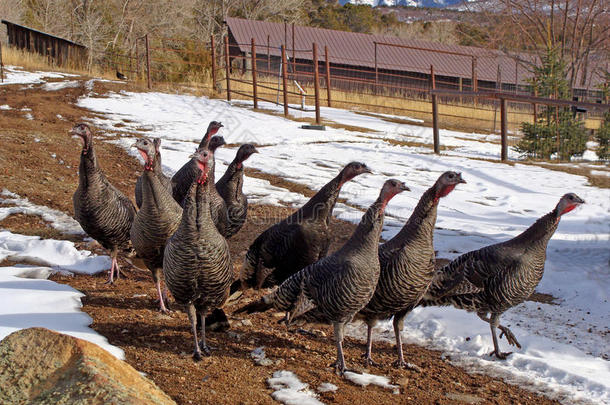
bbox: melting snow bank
[1,189,85,235]
[267,370,323,405]
[0,65,78,86]
[0,231,110,274]
[0,265,123,359]
[0,230,121,359]
[348,309,610,405]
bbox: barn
[225,17,605,101]
[2,20,87,68]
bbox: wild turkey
[130,137,183,312]
[420,193,585,359]
[206,136,231,238]
[70,123,136,284]
[116,71,127,80]
[216,143,258,238]
[240,162,371,291]
[171,121,223,205]
[358,171,465,367]
[135,138,171,209]
[237,179,409,374]
[163,147,232,361]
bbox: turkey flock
[70,122,585,374]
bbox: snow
[591,170,610,177]
[0,231,110,274]
[317,382,338,393]
[42,80,81,91]
[343,371,399,392]
[0,189,85,235]
[267,370,323,405]
[0,65,76,86]
[0,104,10,110]
[0,263,123,359]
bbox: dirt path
[0,79,559,404]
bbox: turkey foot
[192,349,203,362]
[392,358,422,371]
[499,326,521,348]
[328,360,354,376]
[198,341,214,356]
[489,350,512,360]
[361,353,380,367]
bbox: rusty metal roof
[226,17,603,91]
[2,20,86,48]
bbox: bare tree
[471,0,609,93]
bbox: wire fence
[101,34,609,162]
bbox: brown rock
[0,328,175,404]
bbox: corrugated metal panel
[1,20,85,48]
[226,17,601,90]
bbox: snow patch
[0,104,10,110]
[0,231,110,274]
[0,189,84,235]
[0,263,123,359]
[267,370,323,405]
[42,80,80,91]
[317,382,338,393]
[343,371,399,392]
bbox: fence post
[292,23,296,75]
[0,40,4,83]
[281,45,288,117]
[374,42,378,94]
[251,38,258,109]
[471,56,477,92]
[431,65,440,155]
[313,43,321,124]
[135,40,140,78]
[224,35,231,102]
[325,45,332,107]
[211,35,216,92]
[145,34,151,89]
[500,97,508,161]
[533,88,538,123]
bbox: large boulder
[0,328,175,404]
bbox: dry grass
[1,45,117,80]
[219,73,603,134]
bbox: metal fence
[93,34,610,162]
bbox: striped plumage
[237,179,410,374]
[216,143,258,238]
[171,121,223,206]
[130,137,182,312]
[163,148,232,361]
[206,137,231,238]
[240,162,371,291]
[71,123,136,284]
[420,193,585,359]
[359,171,465,367]
[135,138,171,209]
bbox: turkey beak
[252,147,259,154]
[576,196,585,204]
[363,166,372,174]
[400,183,411,192]
[131,142,138,148]
[457,173,466,184]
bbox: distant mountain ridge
[339,0,469,8]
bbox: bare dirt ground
[0,79,560,404]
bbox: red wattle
[561,204,576,216]
[436,184,457,198]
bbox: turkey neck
[383,186,438,251]
[180,175,214,235]
[152,151,163,176]
[506,210,559,254]
[78,144,102,188]
[338,197,386,257]
[291,173,343,223]
[217,158,243,200]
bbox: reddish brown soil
[0,78,558,404]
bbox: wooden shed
[2,20,87,68]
